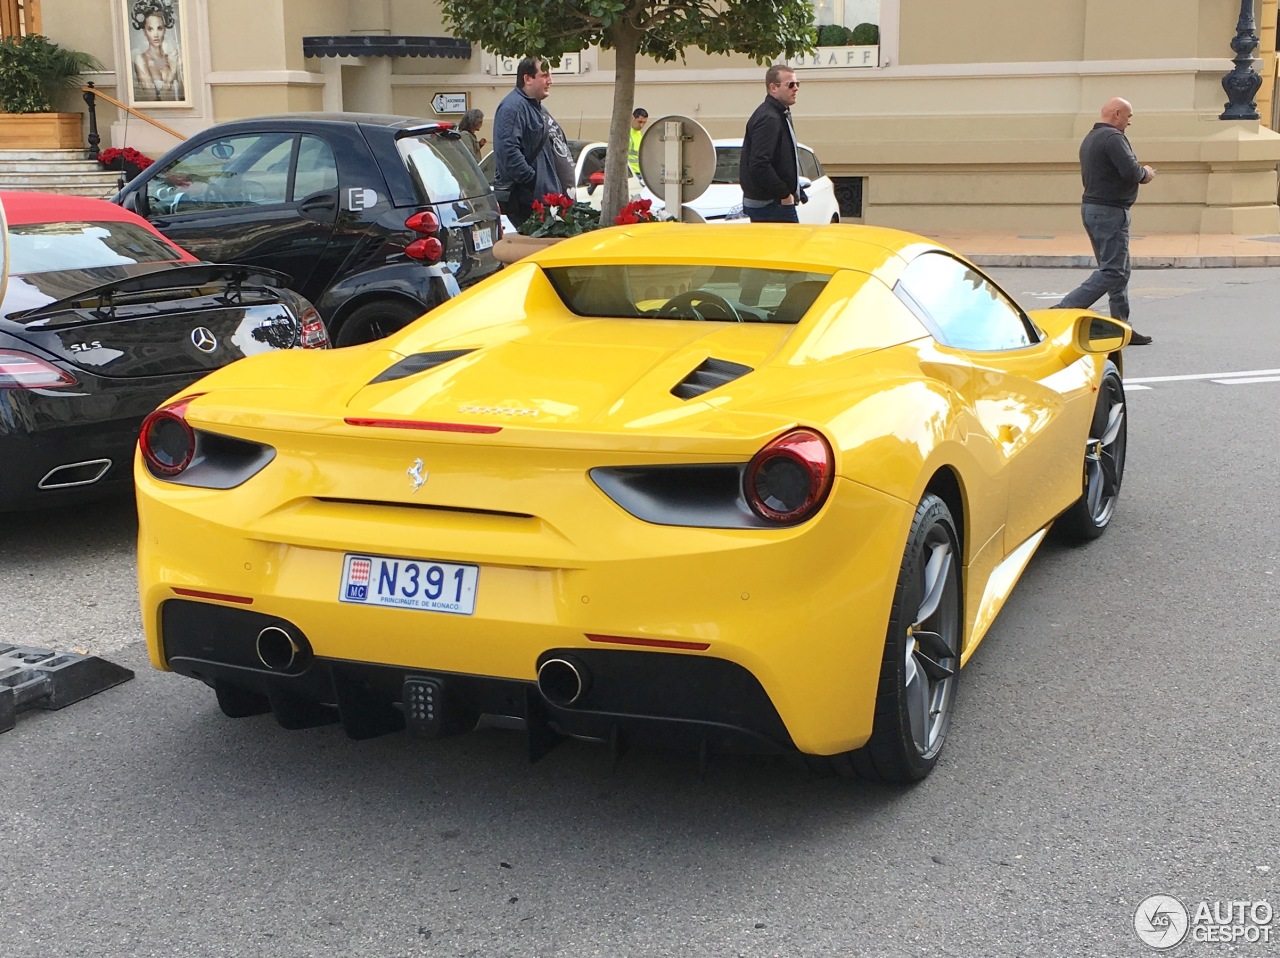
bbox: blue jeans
[745,200,800,224]
[1056,203,1131,321]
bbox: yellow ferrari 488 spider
[135,223,1130,782]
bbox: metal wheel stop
[0,644,134,733]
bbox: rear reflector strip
[586,633,711,651]
[171,587,254,605]
[344,418,502,434]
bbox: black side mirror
[121,190,147,217]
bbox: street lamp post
[1220,0,1262,119]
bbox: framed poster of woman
[122,0,190,106]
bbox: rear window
[8,221,186,275]
[545,264,832,323]
[398,133,491,203]
[713,147,742,184]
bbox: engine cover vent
[671,357,753,400]
[368,349,474,384]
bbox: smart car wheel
[1054,360,1126,541]
[842,493,961,784]
[334,299,424,347]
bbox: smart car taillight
[139,396,200,477]
[0,349,78,389]
[405,211,440,234]
[405,237,444,263]
[298,307,329,349]
[744,428,834,523]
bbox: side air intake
[368,349,474,384]
[671,358,753,400]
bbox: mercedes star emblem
[190,327,218,353]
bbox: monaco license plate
[472,226,494,251]
[339,553,478,615]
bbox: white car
[685,138,841,225]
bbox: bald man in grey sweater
[1056,97,1157,345]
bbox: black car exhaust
[536,656,591,707]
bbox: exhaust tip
[256,626,301,671]
[38,459,111,490]
[537,656,590,707]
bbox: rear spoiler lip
[393,123,457,141]
[13,263,294,322]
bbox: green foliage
[816,22,879,47]
[438,0,817,64]
[0,34,100,114]
[850,22,881,46]
[816,24,854,47]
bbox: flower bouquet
[519,192,601,238]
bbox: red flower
[98,146,155,170]
[541,192,572,209]
[615,198,658,226]
[531,199,545,214]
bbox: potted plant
[0,34,101,150]
[97,146,155,181]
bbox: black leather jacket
[740,95,799,203]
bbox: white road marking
[1211,376,1280,386]
[1125,367,1280,384]
[1124,384,1153,391]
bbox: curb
[965,253,1280,269]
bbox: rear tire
[1054,360,1126,542]
[334,299,425,347]
[826,494,962,783]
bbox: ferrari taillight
[299,307,329,349]
[744,428,834,524]
[139,396,200,477]
[0,349,78,389]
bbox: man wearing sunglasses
[740,65,806,223]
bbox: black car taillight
[139,396,199,476]
[405,210,444,264]
[0,349,78,389]
[405,211,440,234]
[299,307,329,349]
[743,428,834,524]
[405,237,444,263]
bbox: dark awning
[303,36,471,59]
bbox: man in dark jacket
[1056,97,1157,345]
[740,65,805,223]
[492,57,569,230]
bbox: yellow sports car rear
[137,223,1131,782]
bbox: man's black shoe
[1128,330,1153,346]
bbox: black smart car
[114,113,503,346]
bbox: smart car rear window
[398,134,490,203]
[7,221,186,275]
[544,265,831,323]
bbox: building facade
[26,0,1280,234]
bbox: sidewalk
[918,229,1280,268]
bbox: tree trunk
[601,20,641,227]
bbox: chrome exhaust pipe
[256,626,301,671]
[38,459,111,489]
[537,656,590,707]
